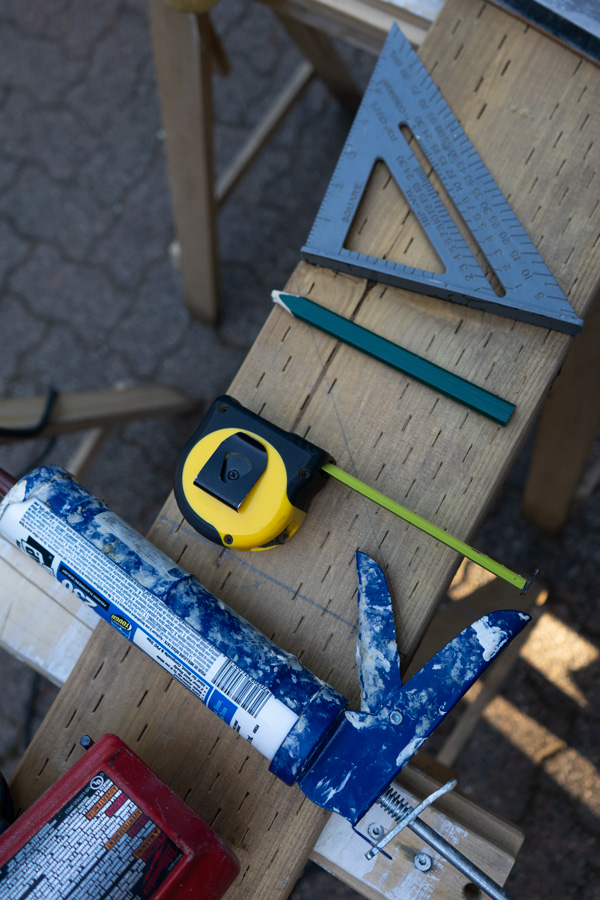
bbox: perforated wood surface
[10,1,599,897]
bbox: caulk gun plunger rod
[0,469,16,500]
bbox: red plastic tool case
[0,733,239,899]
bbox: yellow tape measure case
[174,396,332,550]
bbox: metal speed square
[301,24,583,335]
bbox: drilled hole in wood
[401,414,412,432]
[65,708,77,729]
[477,103,487,120]
[221,571,231,591]
[93,662,104,680]
[431,430,441,447]
[432,461,443,480]
[454,43,463,60]
[463,445,473,463]
[280,326,290,342]
[238,756,250,776]
[500,59,511,76]
[239,865,252,883]
[258,401,266,416]
[436,494,447,515]
[164,677,174,693]
[237,792,250,813]
[267,811,279,831]
[320,531,331,548]
[38,758,49,777]
[208,737,220,757]
[256,372,265,389]
[429,398,439,415]
[92,694,104,713]
[327,377,337,394]
[322,632,334,652]
[210,807,222,828]
[409,580,420,598]
[403,446,413,464]
[120,647,130,664]
[175,545,188,565]
[293,615,305,635]
[137,723,148,743]
[137,690,148,709]
[375,462,386,482]
[405,478,416,498]
[183,787,193,802]
[497,34,507,49]
[525,147,535,165]
[300,394,310,412]
[65,744,76,762]
[282,355,292,372]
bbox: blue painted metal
[0,466,346,785]
[297,551,530,823]
[0,469,530,824]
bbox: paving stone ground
[0,2,599,898]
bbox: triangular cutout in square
[302,24,582,335]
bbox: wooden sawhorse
[5,0,600,897]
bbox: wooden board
[8,1,600,898]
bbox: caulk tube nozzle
[0,465,347,786]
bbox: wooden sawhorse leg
[522,294,600,534]
[147,0,361,324]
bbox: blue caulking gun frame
[0,466,529,894]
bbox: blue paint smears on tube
[0,466,530,824]
[0,466,346,786]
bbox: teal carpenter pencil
[271,291,515,426]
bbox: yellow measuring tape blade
[323,463,529,591]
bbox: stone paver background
[0,2,598,897]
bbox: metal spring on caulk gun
[368,782,515,900]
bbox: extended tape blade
[323,462,531,591]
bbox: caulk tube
[0,466,347,784]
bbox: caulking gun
[0,465,528,897]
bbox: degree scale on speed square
[0,463,529,900]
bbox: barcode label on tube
[212,659,270,718]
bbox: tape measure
[174,395,534,591]
[173,396,332,550]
